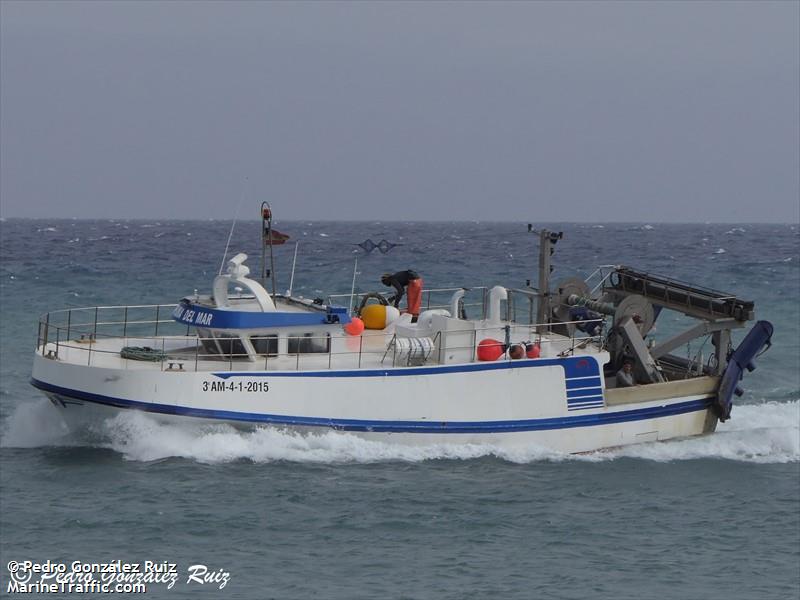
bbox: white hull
[32,352,719,454]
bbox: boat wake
[2,399,797,465]
[594,401,799,464]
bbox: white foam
[97,413,529,464]
[591,401,799,463]
[714,248,726,254]
[3,400,797,465]
[0,399,72,448]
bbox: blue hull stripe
[568,396,605,405]
[567,388,604,399]
[565,377,602,389]
[212,355,602,380]
[31,378,713,434]
[569,401,605,409]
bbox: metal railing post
[93,307,99,342]
[123,306,128,337]
[470,329,476,363]
[529,295,534,325]
[43,314,50,356]
[154,305,160,337]
[358,336,363,368]
[66,310,72,342]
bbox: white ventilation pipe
[486,286,507,324]
[449,288,466,319]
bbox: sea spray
[4,400,797,465]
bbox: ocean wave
[2,400,797,465]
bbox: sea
[1,219,798,600]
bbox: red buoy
[525,342,541,359]
[344,317,365,336]
[477,338,505,361]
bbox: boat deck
[39,330,604,374]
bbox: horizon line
[1,217,798,226]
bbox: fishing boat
[30,208,773,453]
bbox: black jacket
[381,270,420,307]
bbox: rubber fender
[714,320,773,421]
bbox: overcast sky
[1,1,798,222]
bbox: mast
[528,225,562,331]
[261,202,277,298]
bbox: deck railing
[36,299,604,373]
[328,286,542,324]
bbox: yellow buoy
[361,304,387,329]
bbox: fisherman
[616,360,637,387]
[381,270,423,319]
[569,306,603,337]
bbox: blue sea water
[1,219,798,599]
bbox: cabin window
[216,336,247,358]
[251,335,279,356]
[288,332,330,354]
[197,329,221,355]
[196,329,248,358]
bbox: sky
[1,1,798,222]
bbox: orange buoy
[525,342,541,359]
[344,317,365,336]
[477,338,505,361]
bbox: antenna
[218,178,248,276]
[348,257,359,315]
[287,241,300,297]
